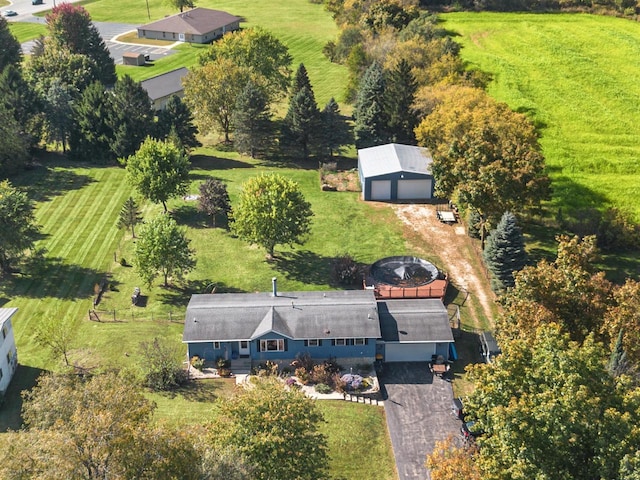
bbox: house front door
[239,341,250,357]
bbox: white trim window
[212,341,221,349]
[260,339,285,352]
[333,338,347,346]
[305,339,321,347]
[354,338,366,346]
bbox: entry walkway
[378,362,462,480]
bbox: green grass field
[442,12,640,221]
[8,22,47,43]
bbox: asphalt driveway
[379,362,462,480]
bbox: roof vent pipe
[272,277,277,297]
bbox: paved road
[379,362,462,480]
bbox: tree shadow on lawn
[155,377,234,402]
[0,364,45,432]
[10,165,95,203]
[190,153,254,171]
[156,279,246,307]
[273,250,369,288]
[4,255,119,300]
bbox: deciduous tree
[184,59,252,143]
[231,173,313,258]
[231,80,273,158]
[44,78,74,152]
[197,178,231,227]
[139,337,187,390]
[0,180,39,274]
[117,196,143,238]
[168,0,194,12]
[466,324,640,480]
[198,27,292,98]
[33,307,75,367]
[482,211,527,293]
[134,214,195,287]
[426,436,481,480]
[209,377,328,480]
[0,102,29,177]
[415,86,550,221]
[46,3,116,85]
[123,137,190,212]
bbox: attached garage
[384,343,435,362]
[358,143,434,202]
[378,299,454,363]
[371,180,392,200]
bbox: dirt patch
[320,171,360,192]
[391,204,496,329]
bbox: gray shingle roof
[358,143,433,178]
[139,8,240,36]
[378,299,453,343]
[140,67,189,101]
[183,290,381,343]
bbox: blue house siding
[360,172,434,201]
[188,341,231,361]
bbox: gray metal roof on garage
[140,67,189,101]
[183,290,381,342]
[378,299,453,343]
[358,143,433,178]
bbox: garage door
[384,343,435,362]
[397,179,432,200]
[370,180,392,200]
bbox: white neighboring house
[0,308,18,394]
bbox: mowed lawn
[8,22,47,43]
[442,12,640,220]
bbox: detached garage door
[397,179,432,200]
[370,180,392,200]
[385,343,435,362]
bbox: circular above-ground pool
[369,256,440,288]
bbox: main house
[137,8,241,44]
[182,280,454,372]
[0,308,18,395]
[358,143,435,201]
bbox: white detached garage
[358,144,434,201]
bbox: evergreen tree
[109,75,154,159]
[0,65,41,148]
[117,197,143,238]
[44,79,74,152]
[281,86,320,160]
[156,95,201,151]
[0,103,29,177]
[608,329,629,377]
[291,63,311,96]
[69,81,115,163]
[231,80,272,158]
[0,17,21,73]
[482,211,527,293]
[46,4,116,85]
[319,98,351,158]
[384,59,417,145]
[353,61,388,148]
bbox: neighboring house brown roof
[140,67,189,101]
[140,7,240,35]
[122,52,144,59]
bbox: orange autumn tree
[426,435,481,480]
